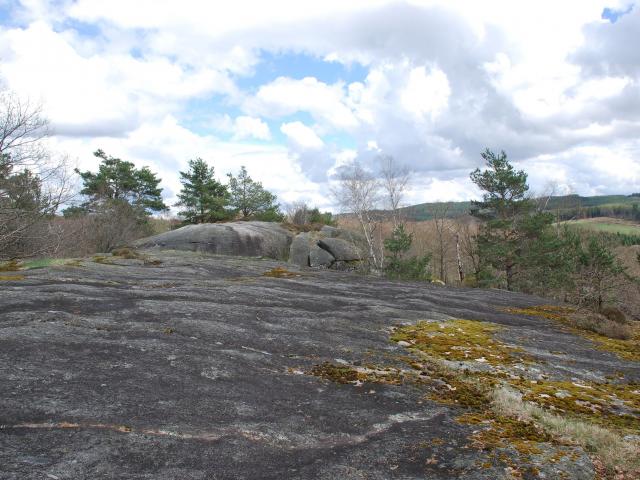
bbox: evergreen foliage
[227,166,282,221]
[470,149,554,290]
[175,158,228,224]
[74,149,167,215]
[383,224,431,281]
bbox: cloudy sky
[1,0,639,211]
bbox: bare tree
[331,161,383,270]
[0,89,73,260]
[429,202,452,282]
[285,201,310,225]
[379,155,410,227]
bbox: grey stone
[320,225,340,237]
[309,244,334,268]
[318,237,361,261]
[133,221,293,260]
[289,232,312,267]
[0,250,629,479]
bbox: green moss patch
[308,362,407,385]
[391,319,525,366]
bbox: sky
[0,0,639,212]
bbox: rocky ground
[1,250,639,479]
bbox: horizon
[1,0,639,212]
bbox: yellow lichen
[0,274,24,281]
[0,260,21,271]
[263,267,300,278]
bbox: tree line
[332,149,638,318]
[1,88,637,319]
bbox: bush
[385,255,432,281]
[384,224,431,281]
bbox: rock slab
[133,221,293,260]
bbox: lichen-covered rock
[318,237,361,261]
[309,244,335,268]
[133,221,293,259]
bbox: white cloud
[232,116,271,141]
[245,76,358,129]
[0,0,638,210]
[400,66,451,121]
[280,121,324,149]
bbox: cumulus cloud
[280,121,324,149]
[0,0,638,208]
[232,116,271,141]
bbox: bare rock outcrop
[133,221,293,259]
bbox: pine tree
[470,149,551,290]
[175,158,228,224]
[75,149,167,215]
[226,166,281,220]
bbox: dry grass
[490,386,640,476]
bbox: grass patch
[564,218,640,236]
[491,386,640,477]
[506,305,640,361]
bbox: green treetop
[226,166,281,221]
[176,158,229,224]
[75,149,167,215]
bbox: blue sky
[0,0,639,210]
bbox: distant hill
[400,194,640,221]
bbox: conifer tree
[226,166,281,220]
[176,158,228,224]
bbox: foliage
[383,224,431,280]
[175,158,229,224]
[74,149,167,215]
[226,166,282,220]
[469,149,565,291]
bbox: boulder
[289,232,312,267]
[319,225,340,237]
[133,221,293,260]
[321,225,365,244]
[309,244,335,268]
[318,238,361,261]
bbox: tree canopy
[227,166,281,221]
[75,149,167,215]
[175,158,228,224]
